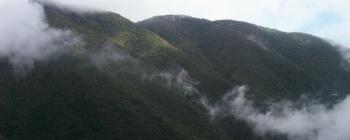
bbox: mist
[89,43,141,74]
[207,86,350,140]
[247,35,269,50]
[0,0,82,72]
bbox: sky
[48,0,350,47]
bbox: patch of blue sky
[299,11,343,32]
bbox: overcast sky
[3,0,350,46]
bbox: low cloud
[0,0,83,72]
[208,86,350,140]
[157,69,200,95]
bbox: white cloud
[209,86,350,140]
[0,0,82,72]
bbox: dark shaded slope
[0,56,228,140]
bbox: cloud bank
[209,86,350,140]
[0,0,82,72]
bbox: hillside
[139,15,350,102]
[139,16,350,139]
[1,2,350,140]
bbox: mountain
[1,2,350,140]
[138,16,350,139]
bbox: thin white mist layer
[0,0,81,70]
[209,86,350,140]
